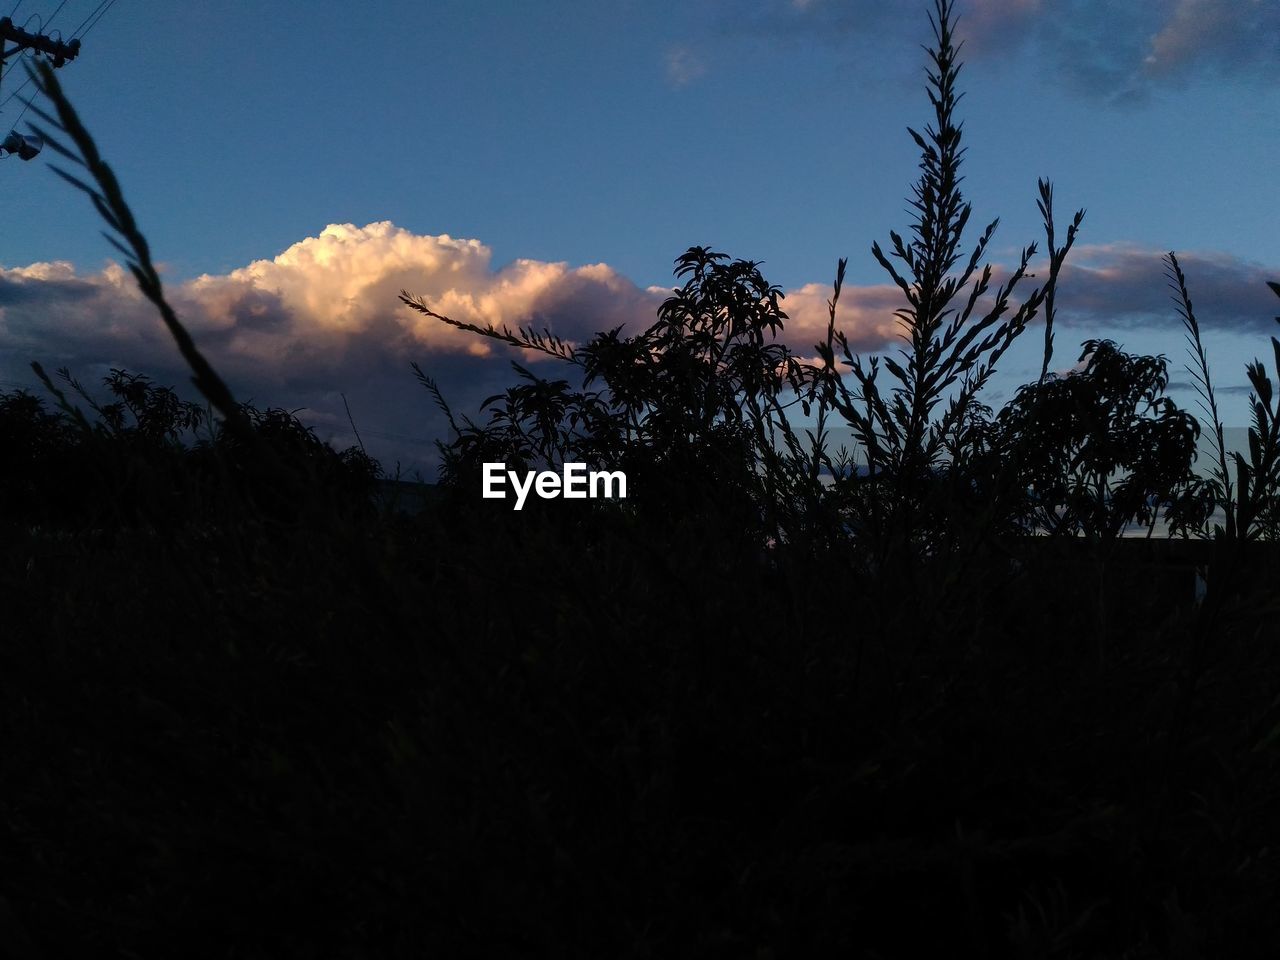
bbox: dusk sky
[1,0,1277,478]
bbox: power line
[9,88,30,124]
[0,70,32,111]
[69,0,107,40]
[40,0,64,31]
[75,0,113,40]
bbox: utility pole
[0,17,80,67]
[0,15,81,160]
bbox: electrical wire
[7,1,23,19]
[10,86,32,125]
[69,0,108,39]
[41,0,65,30]
[76,0,115,39]
[0,71,34,111]
[0,70,34,111]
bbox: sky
[0,0,1277,479]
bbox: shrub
[984,338,1201,540]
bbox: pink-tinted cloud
[1142,0,1276,78]
[174,222,658,365]
[0,222,664,476]
[772,280,907,354]
[953,0,1043,57]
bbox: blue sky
[1,0,1277,477]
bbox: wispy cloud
[1142,0,1280,79]
[953,0,1043,57]
[969,0,1280,101]
[664,45,707,87]
[704,0,1280,102]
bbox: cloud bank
[0,222,664,477]
[1053,244,1278,331]
[2,224,1275,477]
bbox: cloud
[772,280,907,353]
[2,228,1274,478]
[950,0,1045,53]
[175,222,654,362]
[1168,381,1255,396]
[664,45,707,87]
[1052,243,1279,333]
[0,222,664,478]
[781,244,1278,359]
[1142,0,1280,79]
[706,0,1280,102]
[971,0,1280,100]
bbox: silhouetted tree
[987,339,1200,540]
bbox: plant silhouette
[403,244,827,549]
[986,339,1201,541]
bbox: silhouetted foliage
[984,339,1201,540]
[406,245,828,549]
[0,364,380,532]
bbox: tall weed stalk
[824,0,1083,575]
[810,0,1085,651]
